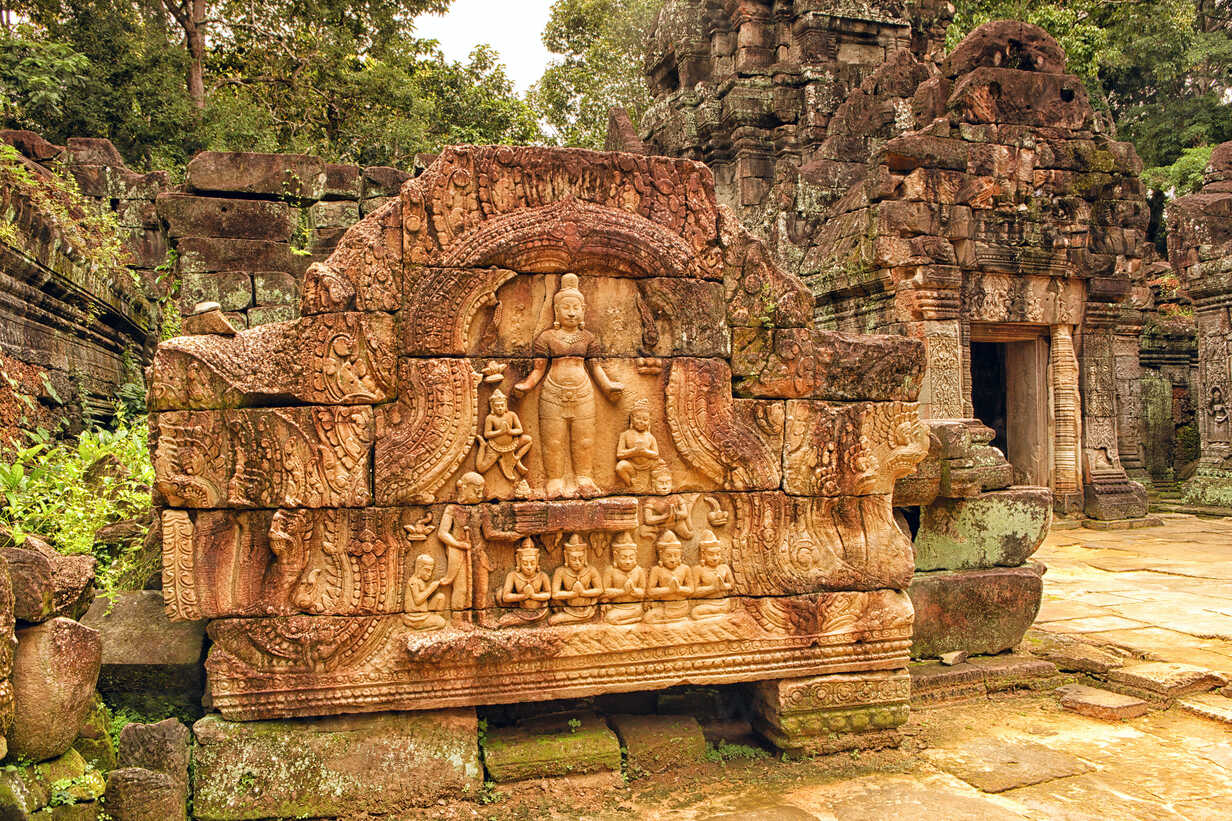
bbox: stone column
[1113,311,1149,485]
[919,319,965,419]
[1078,304,1148,520]
[1049,324,1083,512]
[1184,293,1232,504]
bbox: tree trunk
[187,0,207,110]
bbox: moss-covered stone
[914,487,1052,571]
[608,714,706,775]
[191,709,480,820]
[70,696,115,772]
[483,713,621,783]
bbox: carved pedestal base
[751,670,910,754]
[1083,473,1148,520]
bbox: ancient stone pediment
[150,146,927,720]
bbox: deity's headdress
[553,273,585,312]
[655,530,682,553]
[564,533,587,552]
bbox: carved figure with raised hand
[474,388,533,498]
[690,530,734,620]
[498,539,552,626]
[403,554,448,631]
[601,532,646,625]
[512,273,623,498]
[549,534,603,625]
[437,472,486,619]
[615,399,661,490]
[644,530,693,624]
[640,464,694,540]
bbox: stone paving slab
[1179,693,1232,725]
[1105,661,1228,699]
[923,739,1092,793]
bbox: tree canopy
[0,0,541,169]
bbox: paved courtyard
[1033,514,1232,674]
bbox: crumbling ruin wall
[0,132,157,435]
[636,0,954,271]
[1167,142,1232,506]
[164,153,413,329]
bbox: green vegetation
[532,0,661,148]
[0,411,153,593]
[0,142,132,284]
[703,741,770,764]
[1,0,541,169]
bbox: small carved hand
[511,380,530,398]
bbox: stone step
[1057,684,1150,721]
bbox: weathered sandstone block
[752,669,911,754]
[8,618,102,762]
[191,710,481,819]
[2,547,55,623]
[81,592,205,718]
[484,713,621,782]
[607,713,706,774]
[907,565,1044,658]
[157,193,293,241]
[186,151,327,200]
[105,767,183,821]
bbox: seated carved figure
[497,539,552,626]
[601,532,646,625]
[643,530,693,624]
[403,554,448,631]
[690,530,734,620]
[615,399,661,490]
[640,465,693,540]
[549,534,603,625]
[475,388,533,498]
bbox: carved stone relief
[151,146,927,719]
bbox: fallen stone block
[483,713,621,782]
[752,670,910,754]
[1058,684,1149,721]
[105,767,183,821]
[608,714,707,775]
[8,618,102,762]
[908,564,1044,658]
[967,655,1063,693]
[1177,693,1232,725]
[192,710,480,819]
[1106,662,1228,701]
[3,547,55,623]
[939,650,968,665]
[118,718,189,813]
[81,591,205,719]
[914,487,1052,571]
[909,662,986,706]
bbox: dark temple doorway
[970,328,1051,488]
[971,341,1008,454]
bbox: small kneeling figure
[403,554,448,631]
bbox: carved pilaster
[1049,325,1082,509]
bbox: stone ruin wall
[0,130,425,440]
[1167,141,1232,507]
[0,132,157,436]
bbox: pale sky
[414,1,558,95]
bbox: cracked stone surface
[1030,514,1232,675]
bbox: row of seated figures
[404,528,734,631]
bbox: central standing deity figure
[513,273,623,498]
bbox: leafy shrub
[0,410,153,593]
